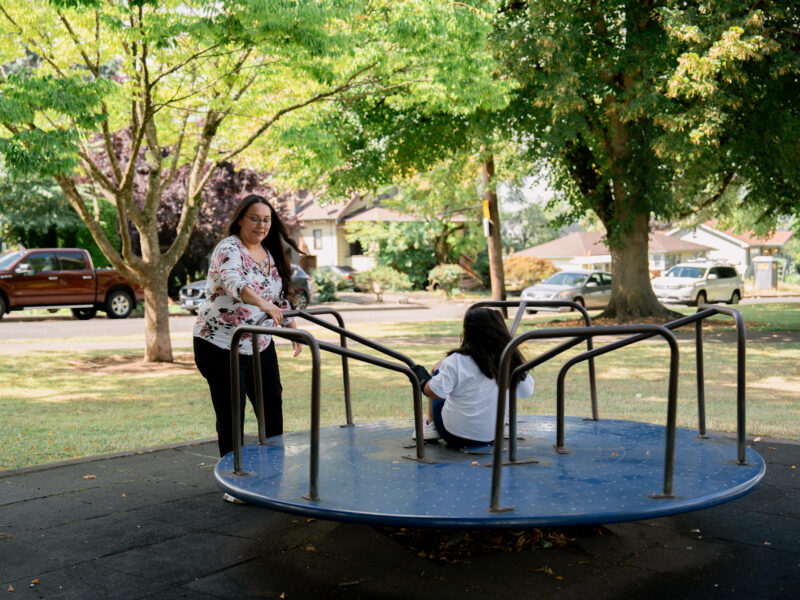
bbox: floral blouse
[193,235,292,354]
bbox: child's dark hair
[227,194,304,304]
[448,307,527,382]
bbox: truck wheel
[0,295,6,320]
[729,290,741,304]
[71,307,97,320]
[106,290,134,319]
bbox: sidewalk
[2,436,798,599]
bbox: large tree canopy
[494,0,800,320]
[0,0,508,360]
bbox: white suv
[651,261,743,306]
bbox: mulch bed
[378,525,608,563]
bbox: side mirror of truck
[14,263,32,275]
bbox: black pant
[193,336,283,457]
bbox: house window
[348,240,363,256]
[313,229,322,250]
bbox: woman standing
[193,194,303,475]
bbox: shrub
[428,264,463,298]
[355,266,412,302]
[504,255,557,290]
[311,269,343,302]
[472,249,491,287]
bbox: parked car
[315,264,357,289]
[0,248,143,320]
[651,261,742,306]
[520,269,612,312]
[179,264,313,314]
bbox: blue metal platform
[215,416,766,528]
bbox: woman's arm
[240,286,283,325]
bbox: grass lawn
[2,303,799,471]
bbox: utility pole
[481,147,506,315]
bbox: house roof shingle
[703,219,793,247]
[514,231,710,258]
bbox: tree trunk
[598,213,679,322]
[482,150,506,313]
[142,269,174,362]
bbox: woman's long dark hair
[448,307,527,382]
[227,194,304,304]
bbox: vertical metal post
[229,338,244,474]
[695,319,706,436]
[509,302,525,336]
[659,334,680,498]
[736,314,747,464]
[490,343,512,511]
[303,336,322,501]
[556,371,567,450]
[412,379,425,459]
[508,382,518,462]
[251,333,267,444]
[339,330,353,425]
[577,306,599,420]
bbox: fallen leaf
[753,436,761,442]
[29,579,39,587]
[471,461,479,466]
[7,584,14,591]
[611,452,617,456]
[82,474,96,479]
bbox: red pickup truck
[0,248,144,320]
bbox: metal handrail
[261,309,354,425]
[490,325,680,512]
[229,326,320,477]
[502,305,747,464]
[272,308,419,426]
[695,305,747,463]
[470,299,599,420]
[229,323,425,502]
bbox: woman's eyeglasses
[245,215,271,225]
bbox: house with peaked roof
[292,195,417,272]
[513,231,710,274]
[666,220,794,275]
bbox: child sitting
[413,307,534,446]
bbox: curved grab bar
[470,299,599,421]
[229,323,425,502]
[260,309,355,424]
[229,326,321,485]
[490,324,680,512]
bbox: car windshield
[665,266,705,278]
[0,250,23,270]
[544,272,588,286]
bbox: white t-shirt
[429,352,535,443]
